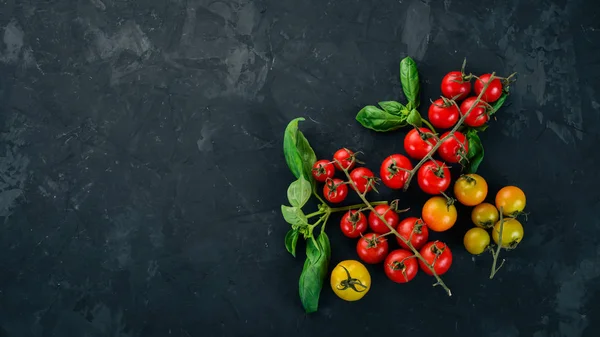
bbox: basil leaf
[377,101,406,116]
[298,232,331,313]
[285,229,300,257]
[281,205,307,227]
[466,131,484,173]
[400,56,420,109]
[287,176,311,208]
[356,105,407,132]
[490,93,508,115]
[406,109,422,127]
[283,118,317,184]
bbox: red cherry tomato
[311,160,335,182]
[404,128,438,160]
[368,205,399,234]
[380,154,413,189]
[474,73,503,103]
[356,233,389,264]
[441,71,471,101]
[333,148,356,171]
[417,160,451,195]
[437,131,468,164]
[396,217,429,250]
[349,167,375,194]
[340,210,367,238]
[384,249,418,283]
[323,178,348,203]
[428,98,460,129]
[460,97,489,127]
[418,241,453,276]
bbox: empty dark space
[1,1,599,336]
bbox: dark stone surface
[1,0,599,336]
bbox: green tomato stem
[328,201,388,213]
[421,118,437,134]
[306,211,323,218]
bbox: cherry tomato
[471,202,499,229]
[417,160,451,195]
[492,218,524,249]
[428,98,460,129]
[495,186,526,217]
[422,196,457,232]
[460,97,489,127]
[404,128,438,160]
[349,167,375,194]
[311,160,335,183]
[333,148,356,171]
[340,210,367,238]
[323,178,348,204]
[396,217,429,250]
[453,173,488,206]
[463,227,491,255]
[330,260,371,301]
[441,71,471,101]
[380,154,413,190]
[437,131,468,164]
[474,73,503,103]
[356,233,389,264]
[384,249,418,284]
[418,241,453,276]
[368,205,399,234]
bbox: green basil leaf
[281,205,307,227]
[400,56,420,109]
[285,229,300,257]
[474,124,489,132]
[298,232,331,313]
[283,118,317,184]
[406,109,422,127]
[377,101,406,116]
[490,93,508,116]
[287,176,311,208]
[356,105,407,132]
[466,131,484,173]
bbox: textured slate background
[1,0,599,336]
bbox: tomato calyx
[386,158,411,179]
[389,199,410,214]
[348,210,364,230]
[450,58,473,85]
[416,127,438,143]
[365,234,384,248]
[335,265,368,293]
[430,96,457,108]
[413,218,425,234]
[324,178,346,195]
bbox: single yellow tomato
[422,196,457,232]
[463,227,491,255]
[495,186,526,217]
[453,174,488,206]
[330,260,371,301]
[492,218,524,249]
[471,202,499,229]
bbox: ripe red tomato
[460,97,489,127]
[437,131,468,164]
[356,233,389,264]
[418,241,453,276]
[311,160,335,182]
[380,154,413,189]
[340,210,367,238]
[368,205,399,234]
[323,178,348,203]
[417,160,451,195]
[333,148,356,171]
[384,249,418,283]
[474,73,503,103]
[403,128,438,160]
[396,217,429,250]
[441,71,471,101]
[349,167,375,194]
[428,98,459,129]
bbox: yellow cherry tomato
[492,218,524,249]
[453,174,488,206]
[495,186,526,217]
[330,260,371,301]
[422,196,457,232]
[471,202,499,229]
[463,227,491,255]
